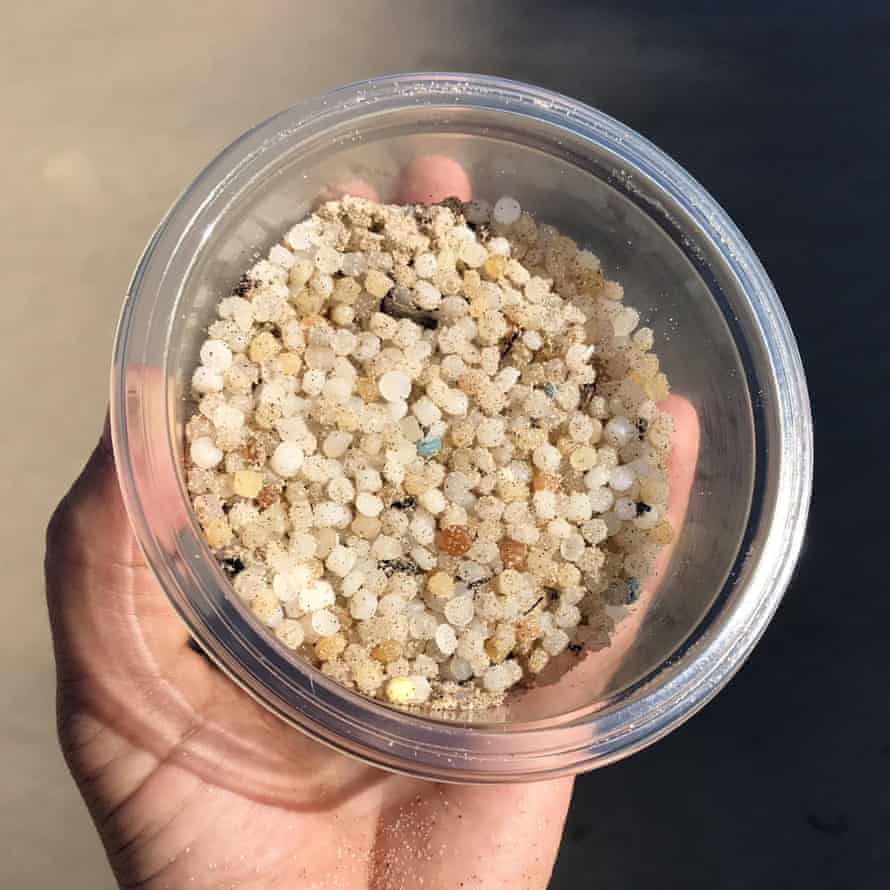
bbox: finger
[592,394,700,675]
[514,395,701,712]
[46,386,191,676]
[395,155,472,204]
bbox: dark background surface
[425,2,889,888]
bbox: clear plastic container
[111,73,812,782]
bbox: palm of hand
[46,160,699,890]
[46,441,572,890]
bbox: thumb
[45,413,143,580]
[45,412,188,684]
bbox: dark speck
[437,196,464,216]
[636,501,652,516]
[390,496,416,510]
[378,558,421,576]
[500,326,521,358]
[636,417,649,439]
[233,274,252,297]
[221,556,245,577]
[523,596,544,615]
[625,577,641,603]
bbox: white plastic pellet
[212,403,244,431]
[609,465,636,493]
[298,580,335,613]
[312,502,348,531]
[276,619,305,649]
[482,664,512,693]
[414,280,442,310]
[565,492,593,523]
[409,612,438,640]
[387,400,409,422]
[190,436,223,469]
[326,544,357,577]
[542,629,570,656]
[378,370,411,403]
[323,376,353,405]
[449,656,473,682]
[200,339,233,373]
[340,569,365,598]
[355,492,383,517]
[412,396,441,427]
[459,240,488,268]
[311,608,340,637]
[270,441,304,478]
[476,417,506,448]
[323,430,353,459]
[532,444,561,473]
[441,389,469,416]
[354,467,383,492]
[313,244,341,275]
[414,253,438,279]
[371,535,402,560]
[492,195,522,226]
[614,497,637,521]
[418,488,446,514]
[302,369,327,396]
[612,307,640,337]
[560,533,586,563]
[588,486,615,514]
[349,589,378,620]
[444,595,474,627]
[192,366,224,395]
[434,623,458,655]
[604,416,636,448]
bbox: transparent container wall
[168,104,756,724]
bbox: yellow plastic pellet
[639,478,669,506]
[315,634,347,662]
[386,677,415,705]
[427,571,455,599]
[649,520,675,546]
[278,352,303,376]
[371,639,403,663]
[248,331,281,363]
[482,253,507,280]
[233,469,264,499]
[364,269,394,299]
[202,518,232,549]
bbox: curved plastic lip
[111,72,813,782]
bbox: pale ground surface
[2,3,487,885]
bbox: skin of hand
[45,156,698,890]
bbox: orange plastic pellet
[436,525,472,556]
[499,538,528,570]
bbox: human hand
[45,157,698,890]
